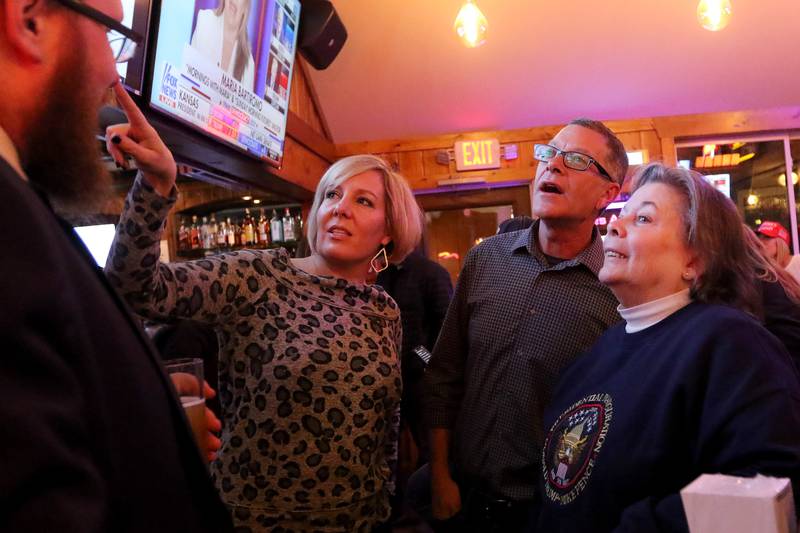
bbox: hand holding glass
[165,358,221,461]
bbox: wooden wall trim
[286,110,336,163]
[331,105,800,195]
[336,118,656,155]
[336,106,800,159]
[272,136,331,193]
[652,106,800,140]
[296,59,334,141]
[660,137,677,166]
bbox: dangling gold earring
[370,246,389,273]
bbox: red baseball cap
[756,221,790,246]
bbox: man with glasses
[0,1,232,530]
[416,119,627,532]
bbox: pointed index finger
[113,82,149,129]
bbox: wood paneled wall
[274,59,335,191]
[336,119,665,190]
[289,61,331,141]
[335,107,800,191]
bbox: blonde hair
[214,0,252,82]
[773,237,792,268]
[306,155,422,264]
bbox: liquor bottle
[190,215,200,249]
[226,217,236,247]
[235,219,244,247]
[295,213,304,240]
[282,208,296,242]
[251,212,259,246]
[258,209,269,246]
[243,208,255,246]
[270,210,283,243]
[200,216,211,249]
[209,214,219,249]
[178,218,189,251]
[217,220,227,249]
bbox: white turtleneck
[618,289,692,333]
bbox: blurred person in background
[743,225,800,366]
[756,220,800,285]
[377,228,454,483]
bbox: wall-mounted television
[118,0,153,95]
[147,0,302,166]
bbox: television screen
[118,0,153,95]
[74,224,117,267]
[148,0,302,165]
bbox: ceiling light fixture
[697,0,732,32]
[454,0,488,48]
[778,172,799,187]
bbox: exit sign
[455,139,501,171]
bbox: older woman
[104,87,422,532]
[533,163,800,532]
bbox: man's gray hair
[568,118,629,185]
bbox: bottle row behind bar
[177,206,303,253]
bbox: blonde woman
[105,86,423,531]
[191,0,256,90]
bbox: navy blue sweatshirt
[534,302,800,533]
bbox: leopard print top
[106,175,402,532]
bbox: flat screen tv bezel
[119,0,155,96]
[142,0,302,169]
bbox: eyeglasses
[53,0,142,62]
[534,143,615,182]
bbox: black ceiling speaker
[298,0,347,70]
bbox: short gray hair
[568,118,629,185]
[306,155,422,264]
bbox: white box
[681,474,796,533]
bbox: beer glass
[165,358,207,459]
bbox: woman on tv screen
[191,0,256,90]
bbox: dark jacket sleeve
[614,318,800,533]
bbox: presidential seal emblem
[542,393,613,505]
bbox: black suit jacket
[0,158,232,532]
[376,251,453,380]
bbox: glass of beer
[165,358,207,459]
